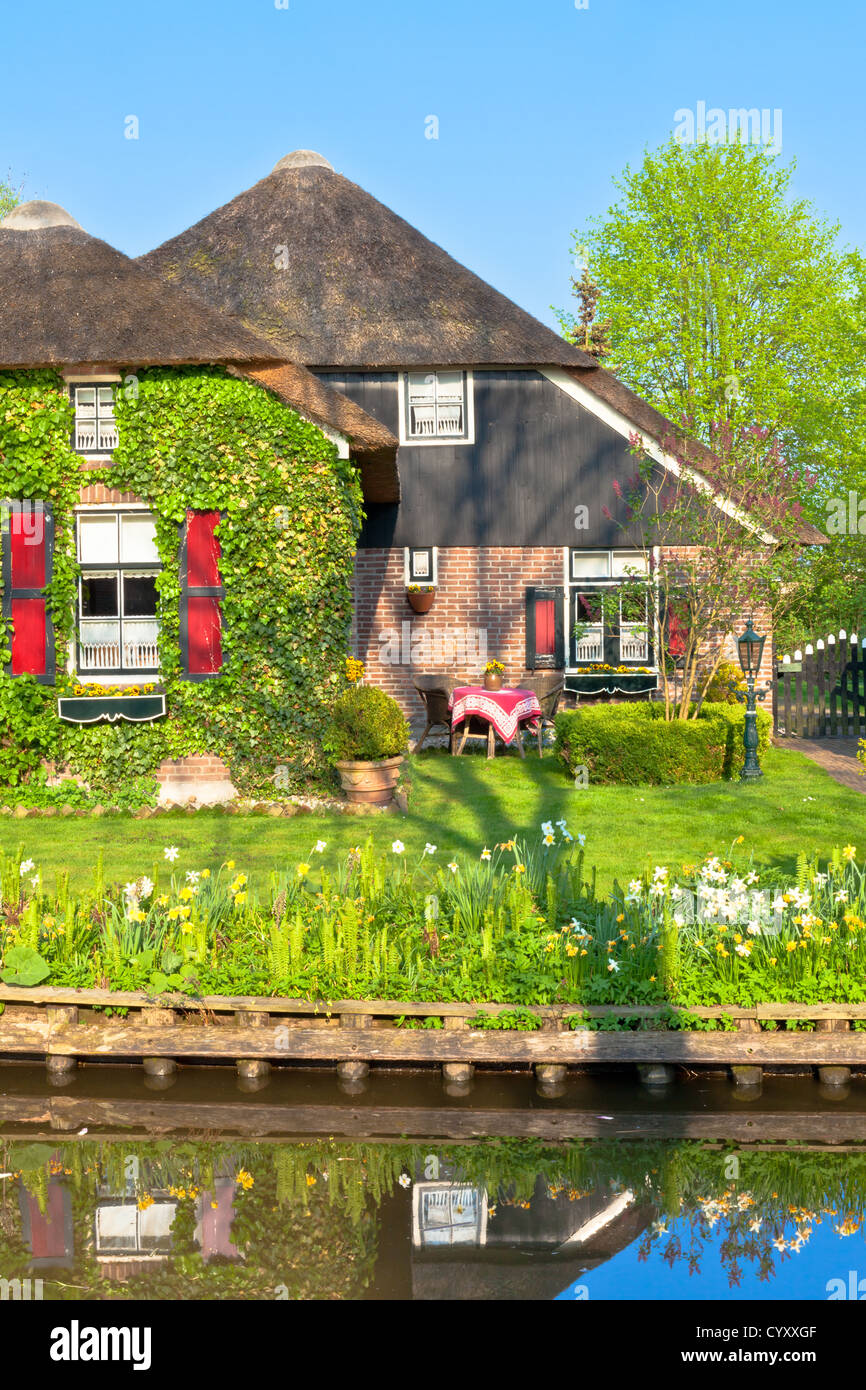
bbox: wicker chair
[412,674,456,752]
[520,673,565,755]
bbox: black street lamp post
[731,617,771,781]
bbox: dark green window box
[566,672,659,697]
[58,693,166,725]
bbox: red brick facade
[354,547,565,714]
[354,545,775,718]
[155,755,233,785]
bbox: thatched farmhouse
[140,151,820,718]
[0,198,395,802]
[0,159,823,801]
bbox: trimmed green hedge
[555,700,772,785]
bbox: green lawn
[1,744,862,896]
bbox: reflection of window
[412,1184,488,1248]
[401,372,473,443]
[95,1201,175,1254]
[77,512,160,673]
[72,385,118,454]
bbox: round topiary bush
[323,687,410,763]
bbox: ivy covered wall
[0,368,363,799]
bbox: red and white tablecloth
[448,686,542,745]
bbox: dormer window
[400,371,474,444]
[72,384,119,454]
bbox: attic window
[401,371,473,444]
[72,385,118,454]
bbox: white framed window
[404,546,438,585]
[570,550,611,580]
[411,1184,488,1248]
[568,549,653,668]
[72,384,119,454]
[398,371,474,445]
[76,510,160,674]
[95,1201,175,1255]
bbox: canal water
[2,1067,865,1301]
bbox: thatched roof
[0,202,286,368]
[0,201,397,490]
[138,155,597,369]
[568,365,829,546]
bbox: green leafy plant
[322,687,409,763]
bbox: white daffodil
[164,846,180,862]
[447,862,458,874]
[313,840,327,854]
[140,877,154,898]
[185,870,201,884]
[391,840,405,854]
[424,843,437,856]
[398,1174,411,1189]
[541,821,554,836]
[607,958,620,973]
[19,858,34,875]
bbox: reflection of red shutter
[181,510,224,678]
[3,501,54,681]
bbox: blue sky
[2,0,863,331]
[556,1218,866,1301]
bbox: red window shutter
[187,596,222,674]
[525,587,564,670]
[11,598,47,675]
[187,511,221,588]
[3,502,53,681]
[668,610,688,657]
[535,599,556,657]
[181,510,224,679]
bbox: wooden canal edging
[1,986,866,1090]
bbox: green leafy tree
[558,138,866,518]
[0,176,20,221]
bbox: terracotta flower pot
[483,672,503,691]
[334,755,405,807]
[407,588,435,614]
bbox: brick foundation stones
[155,755,238,806]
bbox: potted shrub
[407,584,435,614]
[482,660,505,692]
[323,686,410,807]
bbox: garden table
[448,685,542,759]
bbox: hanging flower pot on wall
[407,585,435,614]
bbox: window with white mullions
[403,371,470,440]
[76,512,160,673]
[72,384,119,453]
[568,549,652,668]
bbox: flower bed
[0,830,862,1015]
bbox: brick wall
[355,545,776,719]
[155,755,232,785]
[354,547,564,715]
[659,544,775,689]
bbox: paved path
[782,736,865,793]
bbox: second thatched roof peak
[138,156,595,370]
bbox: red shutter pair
[182,510,224,677]
[2,502,54,681]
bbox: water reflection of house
[411,1175,653,1301]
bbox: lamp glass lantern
[737,618,766,681]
